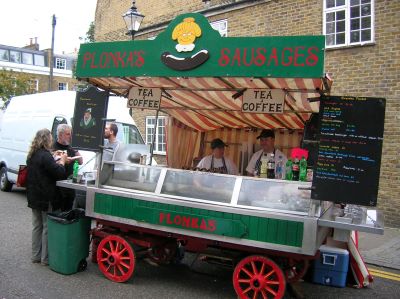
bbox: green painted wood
[76,13,325,79]
[94,193,304,247]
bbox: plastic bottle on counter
[299,156,308,181]
[267,153,275,179]
[292,157,300,181]
[285,159,293,180]
[72,160,79,183]
[275,155,283,179]
[259,154,268,178]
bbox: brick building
[0,40,79,93]
[93,0,400,227]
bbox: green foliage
[86,22,95,43]
[0,69,35,106]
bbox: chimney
[23,37,39,51]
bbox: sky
[0,0,97,54]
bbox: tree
[0,69,35,108]
[79,21,95,43]
[86,21,95,43]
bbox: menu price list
[311,96,385,206]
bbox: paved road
[1,188,399,299]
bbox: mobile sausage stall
[59,13,385,299]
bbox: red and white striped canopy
[86,75,331,131]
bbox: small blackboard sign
[71,86,109,151]
[311,95,386,206]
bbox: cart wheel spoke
[260,289,268,299]
[97,235,136,283]
[233,255,286,299]
[251,261,258,275]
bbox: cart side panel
[93,193,304,248]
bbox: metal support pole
[48,14,56,91]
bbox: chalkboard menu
[72,86,109,151]
[311,96,386,206]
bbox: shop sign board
[76,13,325,79]
[242,89,285,113]
[127,87,161,109]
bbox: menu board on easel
[311,96,386,206]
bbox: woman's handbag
[17,165,27,187]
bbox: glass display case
[99,161,314,214]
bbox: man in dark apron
[197,138,238,175]
[246,129,287,177]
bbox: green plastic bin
[47,209,91,275]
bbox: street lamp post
[122,1,145,40]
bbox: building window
[34,54,45,66]
[323,0,374,48]
[29,79,39,91]
[9,51,21,63]
[55,58,66,69]
[211,19,228,37]
[58,82,68,90]
[0,49,9,61]
[146,116,166,154]
[22,52,33,65]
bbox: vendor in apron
[246,129,287,177]
[197,138,238,175]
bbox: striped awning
[86,75,331,131]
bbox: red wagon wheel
[283,258,309,283]
[233,255,286,299]
[97,235,135,283]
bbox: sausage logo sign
[76,13,325,78]
[161,17,210,71]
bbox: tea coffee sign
[242,89,285,113]
[127,87,161,109]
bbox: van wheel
[0,167,13,192]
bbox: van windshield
[116,123,144,144]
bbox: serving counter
[58,161,383,255]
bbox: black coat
[26,148,66,211]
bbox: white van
[0,90,147,191]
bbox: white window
[323,0,374,48]
[22,53,33,65]
[211,19,228,37]
[0,49,9,61]
[55,58,66,69]
[9,51,21,63]
[34,54,45,66]
[146,116,166,154]
[29,79,39,91]
[58,82,68,90]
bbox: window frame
[211,19,228,37]
[58,82,68,90]
[0,49,9,61]
[145,116,166,155]
[55,57,67,70]
[323,0,375,49]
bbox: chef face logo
[161,17,210,71]
[172,17,201,52]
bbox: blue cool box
[312,245,349,288]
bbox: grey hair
[57,124,72,138]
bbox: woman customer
[26,128,67,265]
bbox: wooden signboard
[311,96,386,206]
[71,86,109,151]
[242,89,285,113]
